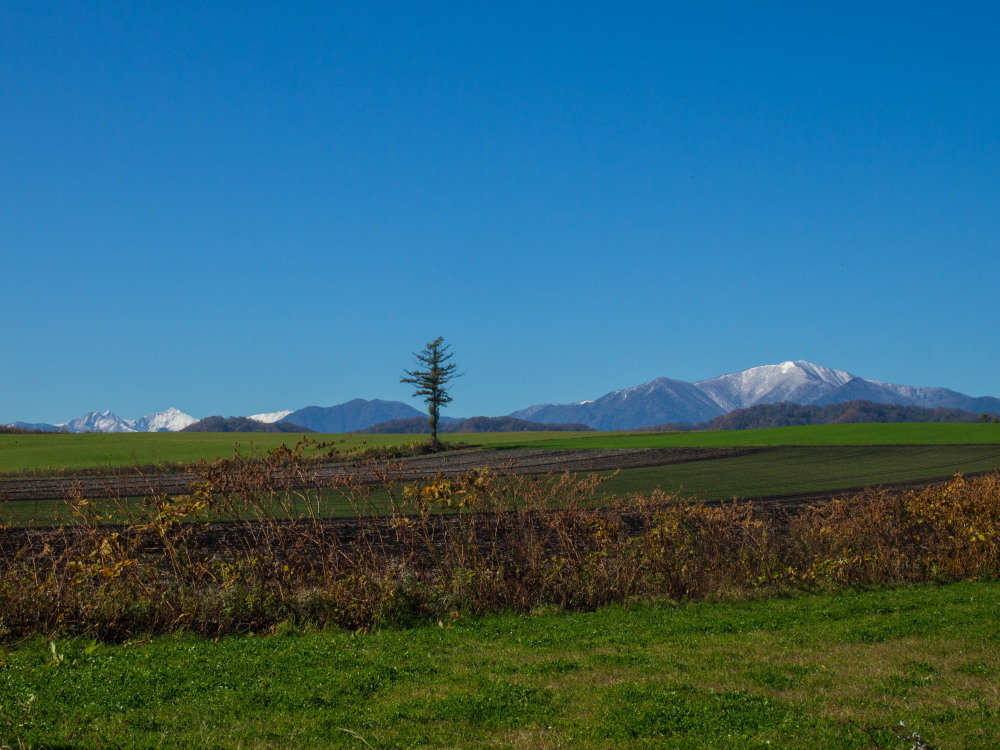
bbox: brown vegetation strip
[1,474,984,558]
[730,473,1000,517]
[1,465,998,641]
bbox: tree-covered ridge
[181,416,316,433]
[640,399,999,432]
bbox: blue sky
[2,1,998,424]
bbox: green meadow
[492,422,1000,449]
[1,423,999,476]
[1,580,996,749]
[599,444,1000,500]
[0,431,587,475]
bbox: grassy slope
[1,581,996,749]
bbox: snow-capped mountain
[13,408,199,433]
[133,408,199,432]
[511,378,723,431]
[696,361,1000,414]
[694,361,856,412]
[8,401,424,434]
[511,361,1000,430]
[249,410,293,424]
[64,411,138,433]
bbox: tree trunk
[428,407,439,448]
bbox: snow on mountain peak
[136,408,198,432]
[55,408,198,433]
[506,361,999,430]
[694,361,857,411]
[250,410,293,424]
[65,410,136,433]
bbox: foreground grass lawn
[1,581,997,749]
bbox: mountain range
[10,407,198,433]
[7,361,999,433]
[509,361,1000,430]
[7,400,425,435]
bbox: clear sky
[3,1,998,424]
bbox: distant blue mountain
[283,399,427,433]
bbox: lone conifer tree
[401,336,461,448]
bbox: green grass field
[493,422,1000,449]
[1,580,996,749]
[599,444,1000,500]
[2,423,998,475]
[0,431,590,475]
